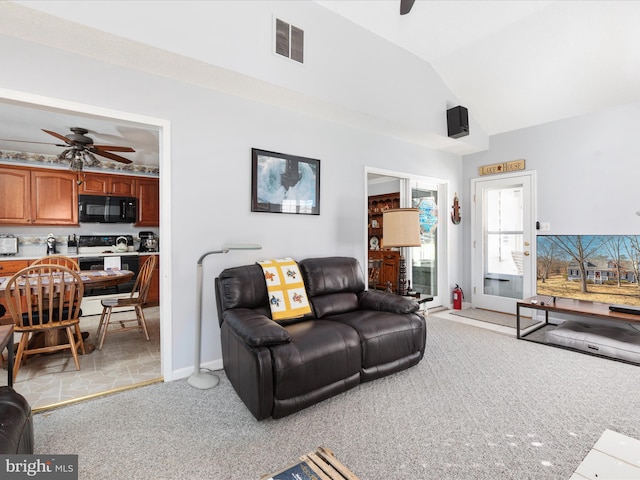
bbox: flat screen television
[537,234,640,307]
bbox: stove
[77,235,135,255]
[76,235,139,303]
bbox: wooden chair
[4,265,85,383]
[96,255,156,350]
[31,255,80,271]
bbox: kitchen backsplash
[2,233,159,258]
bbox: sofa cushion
[217,264,269,312]
[309,292,359,319]
[223,308,291,347]
[328,310,425,370]
[299,257,365,297]
[270,320,361,401]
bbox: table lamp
[188,243,262,390]
[382,208,421,295]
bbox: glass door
[472,172,535,313]
[409,180,444,307]
[366,172,446,309]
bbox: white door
[472,172,536,313]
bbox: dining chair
[31,255,80,271]
[95,255,156,350]
[4,264,85,383]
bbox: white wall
[0,2,464,379]
[461,101,640,296]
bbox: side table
[403,293,433,314]
[0,324,14,387]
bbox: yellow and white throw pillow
[258,257,311,321]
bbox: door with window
[409,181,444,307]
[367,172,446,309]
[472,172,535,313]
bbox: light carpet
[450,307,538,329]
[33,314,640,479]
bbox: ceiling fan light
[85,151,99,166]
[70,156,83,171]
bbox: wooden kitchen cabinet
[0,166,78,225]
[78,172,137,196]
[140,254,160,305]
[0,259,30,324]
[136,178,159,227]
[0,167,30,224]
[31,169,78,225]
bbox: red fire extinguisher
[452,284,464,310]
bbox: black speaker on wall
[447,106,469,138]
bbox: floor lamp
[382,208,421,296]
[187,243,262,390]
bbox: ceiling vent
[275,18,304,64]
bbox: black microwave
[78,195,137,223]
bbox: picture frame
[251,148,320,215]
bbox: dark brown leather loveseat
[215,256,426,420]
[0,387,34,454]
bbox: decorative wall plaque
[479,159,525,176]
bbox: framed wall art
[251,148,320,215]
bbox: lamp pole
[187,244,261,390]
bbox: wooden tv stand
[516,296,640,364]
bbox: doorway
[0,89,171,409]
[471,172,536,313]
[366,169,447,308]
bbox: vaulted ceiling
[317,0,640,135]
[1,0,638,168]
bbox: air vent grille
[275,18,304,64]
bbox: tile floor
[2,306,161,411]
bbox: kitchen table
[0,270,135,354]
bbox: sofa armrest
[358,290,419,314]
[222,308,291,347]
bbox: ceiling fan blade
[42,129,72,144]
[92,149,133,164]
[400,0,415,15]
[0,138,66,147]
[93,145,136,153]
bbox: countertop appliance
[138,231,158,252]
[0,235,18,256]
[78,195,137,223]
[46,233,57,255]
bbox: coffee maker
[46,233,57,255]
[138,231,158,252]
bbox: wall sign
[479,159,525,176]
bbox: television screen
[537,235,640,306]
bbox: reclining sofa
[215,256,426,420]
[0,387,34,454]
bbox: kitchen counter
[0,249,159,261]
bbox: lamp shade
[383,208,421,247]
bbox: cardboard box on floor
[262,447,360,480]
